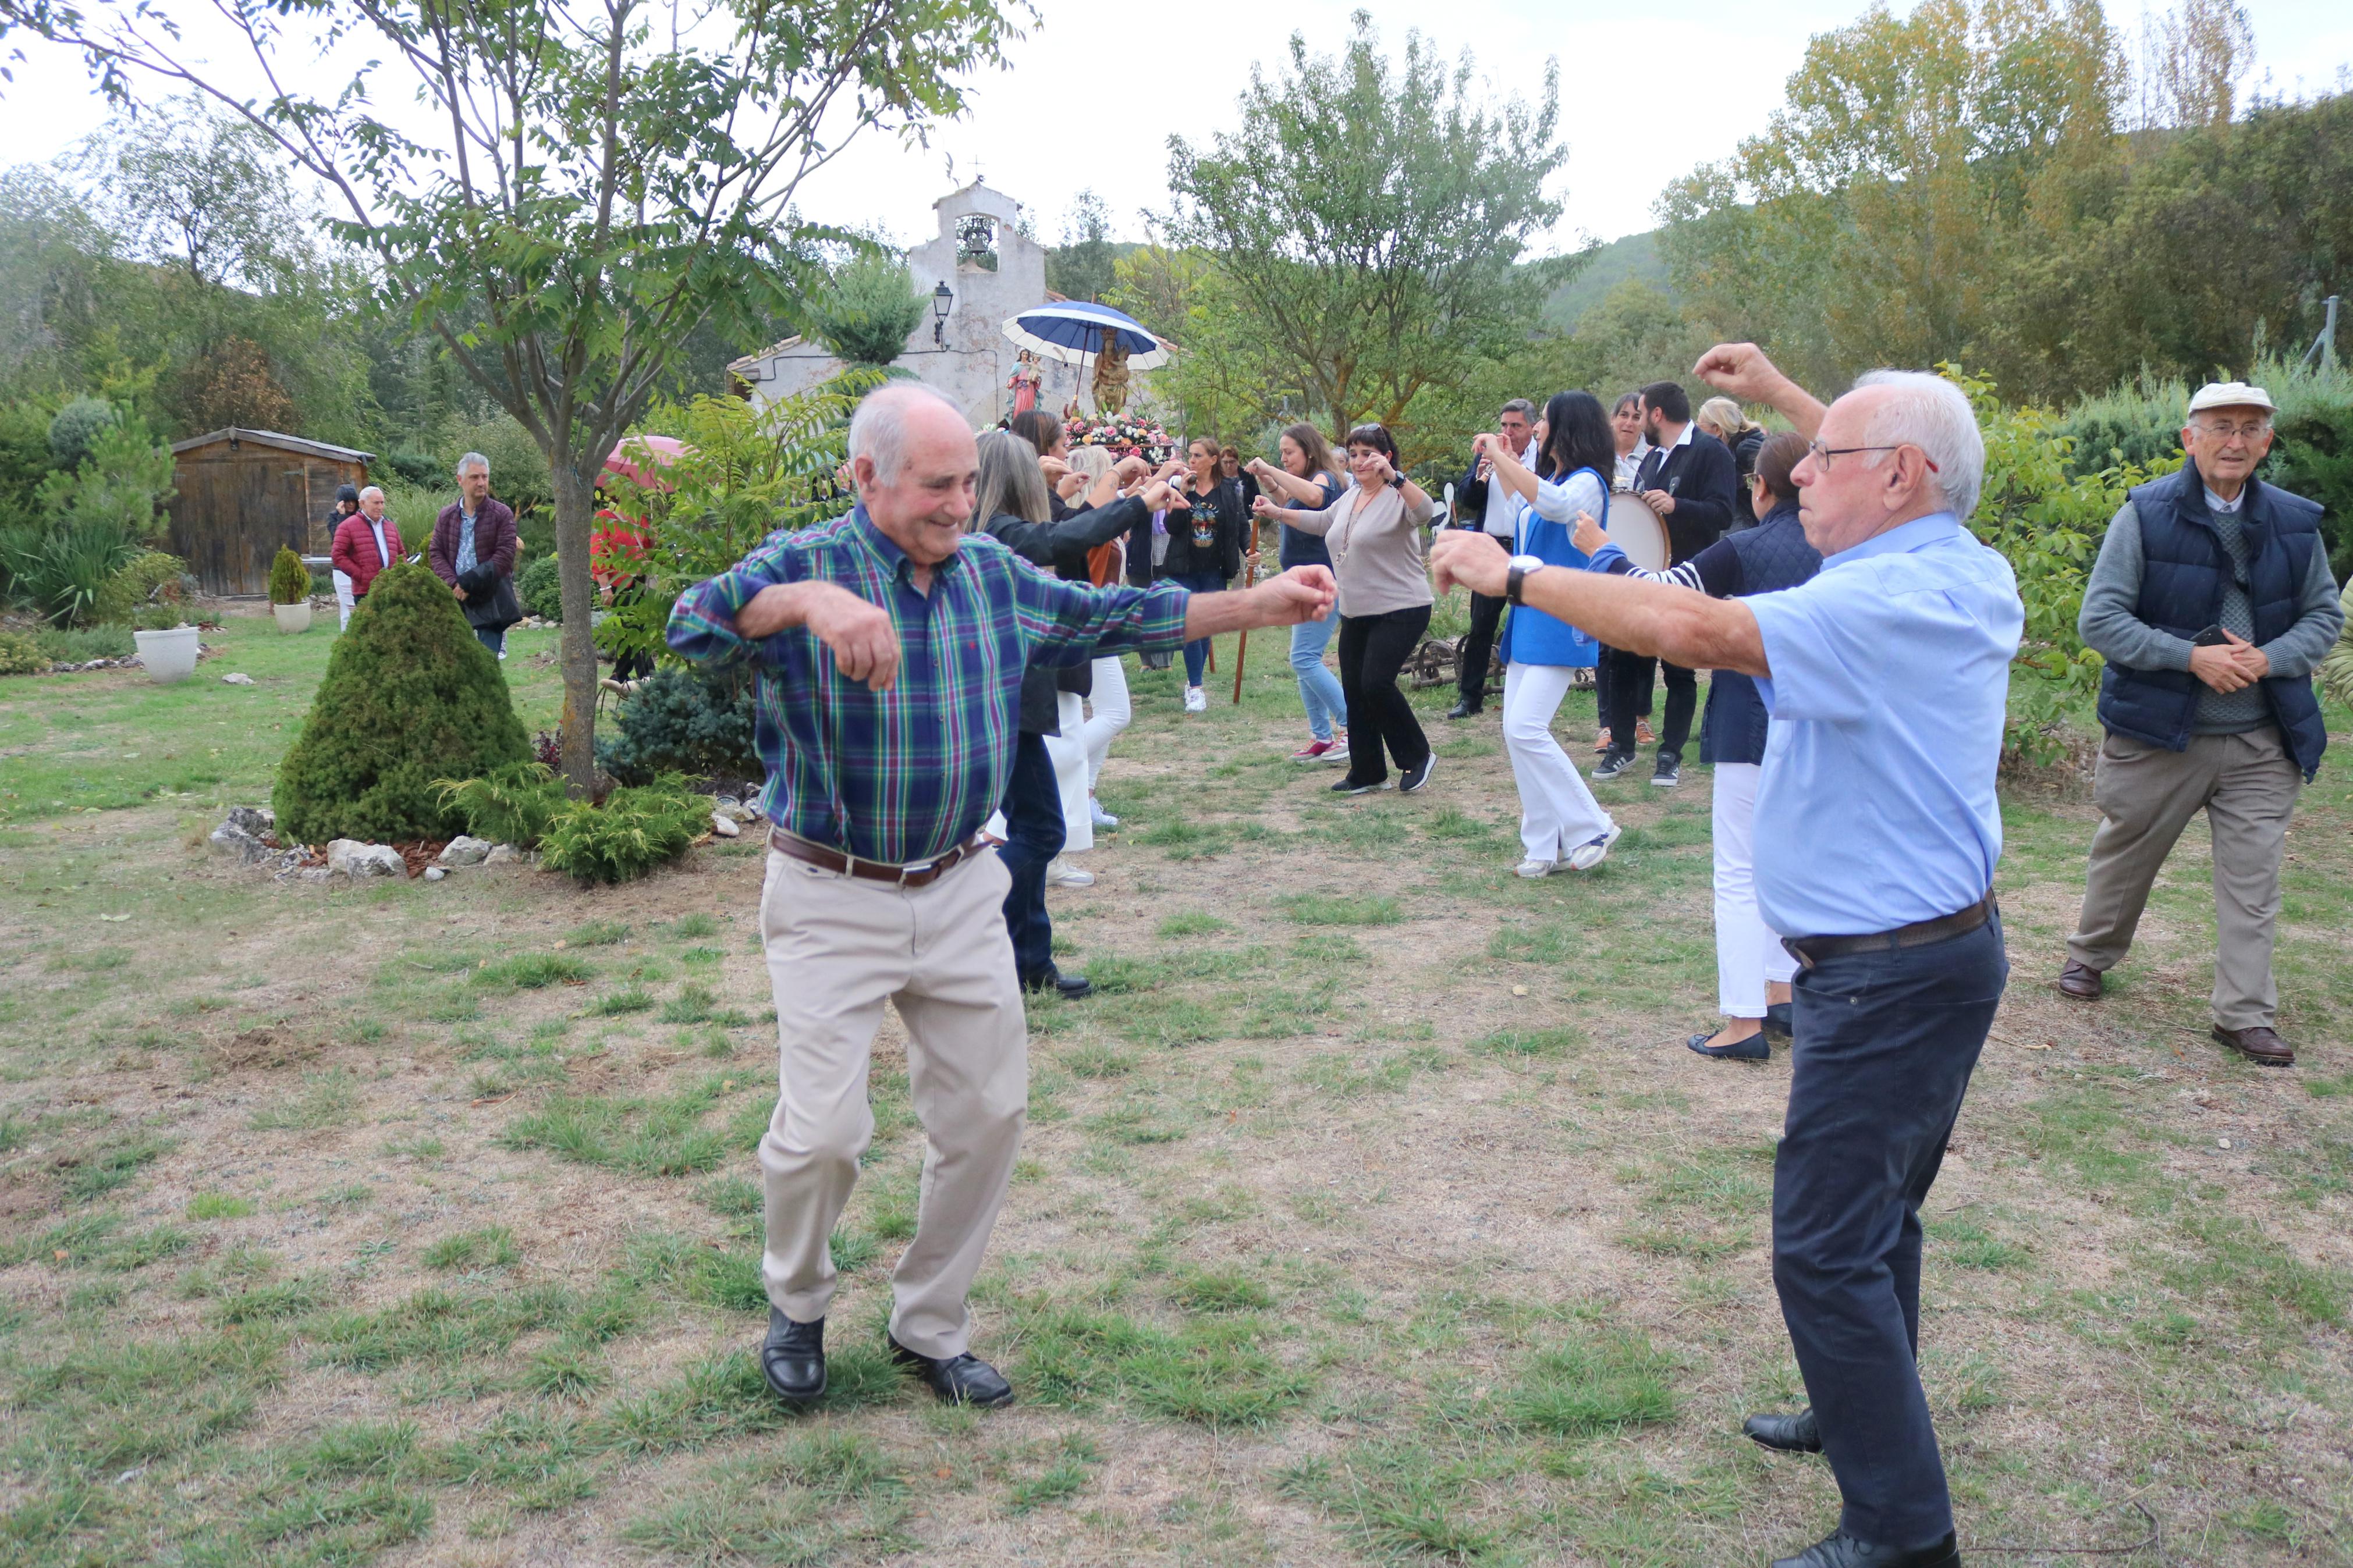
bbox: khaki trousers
[755,847,1026,1359]
[2066,727,2302,1030]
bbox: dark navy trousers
[996,731,1065,984]
[1774,913,2007,1548]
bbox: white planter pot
[133,625,202,684]
[272,602,313,634]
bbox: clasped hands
[2189,630,2270,693]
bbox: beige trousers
[2066,727,2303,1030]
[755,846,1026,1358]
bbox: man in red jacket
[329,485,404,630]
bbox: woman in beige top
[1252,422,1440,795]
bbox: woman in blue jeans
[1245,423,1349,762]
[1158,436,1245,712]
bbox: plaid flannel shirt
[666,505,1193,865]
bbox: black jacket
[1156,479,1244,581]
[984,497,1152,735]
[1633,428,1741,563]
[1728,426,1765,528]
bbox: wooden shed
[169,428,374,595]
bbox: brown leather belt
[1782,893,1996,969]
[768,828,988,888]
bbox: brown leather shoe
[2057,959,2104,999]
[2213,1025,2294,1067]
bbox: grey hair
[455,451,490,478]
[1851,371,1985,521]
[1065,443,1114,481]
[847,381,964,483]
[1500,398,1536,419]
[973,429,1052,531]
[357,485,385,503]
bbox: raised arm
[1429,529,1768,677]
[1692,344,1827,440]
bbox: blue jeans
[995,732,1066,983]
[1170,571,1223,686]
[475,626,506,655]
[1290,616,1347,740]
[1774,912,2007,1549]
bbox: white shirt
[368,519,392,568]
[1482,440,1534,536]
[1614,442,1651,489]
[1641,421,1694,484]
[2203,485,2242,514]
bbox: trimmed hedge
[517,553,562,621]
[272,561,531,844]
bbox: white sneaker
[1183,685,1208,713]
[1047,858,1096,888]
[1515,858,1556,879]
[1567,823,1623,872]
[1089,799,1120,830]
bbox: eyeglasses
[2192,420,2272,442]
[1804,440,1939,474]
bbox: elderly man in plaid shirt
[669,383,1334,1409]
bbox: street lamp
[932,282,952,348]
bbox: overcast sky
[1,0,2347,254]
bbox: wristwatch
[1506,554,1545,606]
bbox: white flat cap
[2188,381,2277,415]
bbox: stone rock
[710,812,741,839]
[713,798,758,824]
[438,834,492,867]
[292,866,335,884]
[482,843,524,866]
[326,838,408,879]
[424,865,447,881]
[208,806,279,864]
[221,672,255,686]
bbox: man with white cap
[2059,380,2343,1066]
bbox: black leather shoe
[1743,1407,1822,1452]
[1689,1029,1769,1060]
[1445,700,1479,720]
[888,1334,1014,1407]
[761,1309,825,1403]
[1763,1002,1794,1040]
[1771,1528,1959,1568]
[1021,968,1093,1000]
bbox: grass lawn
[0,605,2348,1566]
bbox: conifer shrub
[272,561,530,844]
[268,546,310,606]
[538,776,706,884]
[435,760,567,848]
[595,664,759,784]
[517,553,562,621]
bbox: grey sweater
[1283,482,1439,618]
[2078,497,2343,733]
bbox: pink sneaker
[1291,738,1339,763]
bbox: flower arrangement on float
[1063,415,1173,463]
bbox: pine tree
[273,561,531,844]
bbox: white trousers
[1712,761,1797,1018]
[333,570,355,630]
[1080,656,1131,788]
[1502,662,1614,861]
[1046,692,1092,855]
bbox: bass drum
[1603,491,1670,573]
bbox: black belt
[1782,894,1995,969]
[768,828,986,888]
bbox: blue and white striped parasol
[1000,301,1173,369]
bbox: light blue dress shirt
[1747,512,2023,937]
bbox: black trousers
[1595,646,1652,731]
[1337,606,1431,785]
[1603,652,1693,761]
[1774,913,2007,1549]
[1456,589,1506,708]
[995,732,1064,983]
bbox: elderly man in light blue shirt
[1432,344,2022,1568]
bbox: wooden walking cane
[1231,513,1261,704]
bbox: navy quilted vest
[1700,501,1822,765]
[2097,462,2327,780]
